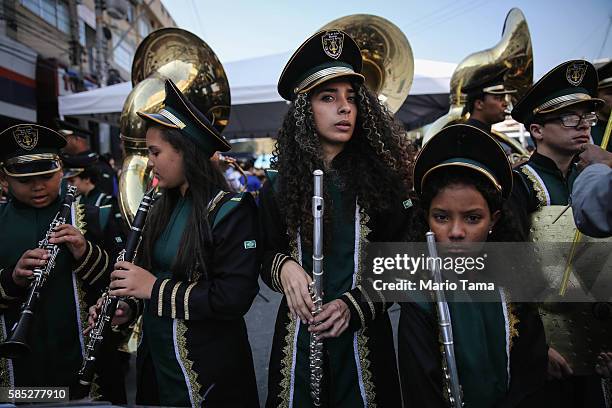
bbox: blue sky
[160,0,612,79]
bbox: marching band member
[259,30,414,407]
[0,124,124,402]
[462,66,516,135]
[399,124,549,407]
[90,79,260,407]
[510,59,611,408]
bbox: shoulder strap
[211,192,247,229]
[98,204,112,231]
[264,169,279,191]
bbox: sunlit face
[310,80,358,149]
[428,183,499,244]
[3,171,63,208]
[529,106,593,155]
[145,127,186,190]
[477,94,508,124]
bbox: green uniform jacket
[0,191,123,401]
[127,190,260,408]
[260,169,408,408]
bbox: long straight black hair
[138,125,229,280]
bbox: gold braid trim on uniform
[183,283,197,320]
[74,203,87,235]
[357,332,377,408]
[357,285,376,319]
[74,241,93,274]
[157,279,170,316]
[82,245,102,281]
[278,311,297,408]
[176,320,203,407]
[278,238,300,408]
[170,282,182,319]
[89,250,109,285]
[505,301,520,350]
[345,292,366,329]
[272,253,290,292]
[355,209,376,406]
[520,167,548,208]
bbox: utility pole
[95,0,107,87]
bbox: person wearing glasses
[510,60,609,407]
[511,60,603,213]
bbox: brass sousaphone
[423,8,532,161]
[119,27,231,225]
[320,14,414,114]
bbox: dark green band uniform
[128,79,259,407]
[400,124,548,407]
[0,124,125,403]
[510,60,610,408]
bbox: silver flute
[309,169,324,407]
[426,231,463,407]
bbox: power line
[597,15,612,59]
[408,0,490,37]
[405,0,487,35]
[189,0,204,38]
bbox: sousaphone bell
[119,27,231,225]
[320,14,414,114]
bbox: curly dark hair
[405,167,524,243]
[271,81,415,243]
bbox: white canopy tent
[58,52,456,137]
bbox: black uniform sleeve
[258,181,297,293]
[0,266,27,302]
[339,198,412,331]
[398,301,447,408]
[73,204,124,290]
[508,169,536,241]
[149,194,260,321]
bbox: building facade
[0,0,175,147]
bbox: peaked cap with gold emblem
[511,59,604,124]
[277,29,364,101]
[413,124,513,199]
[0,124,66,177]
[137,79,231,157]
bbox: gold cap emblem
[321,31,344,59]
[566,61,587,86]
[13,125,38,151]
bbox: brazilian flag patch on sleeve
[244,240,257,249]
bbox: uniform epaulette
[213,192,247,229]
[99,204,112,231]
[264,169,279,188]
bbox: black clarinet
[0,185,78,359]
[78,188,156,385]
